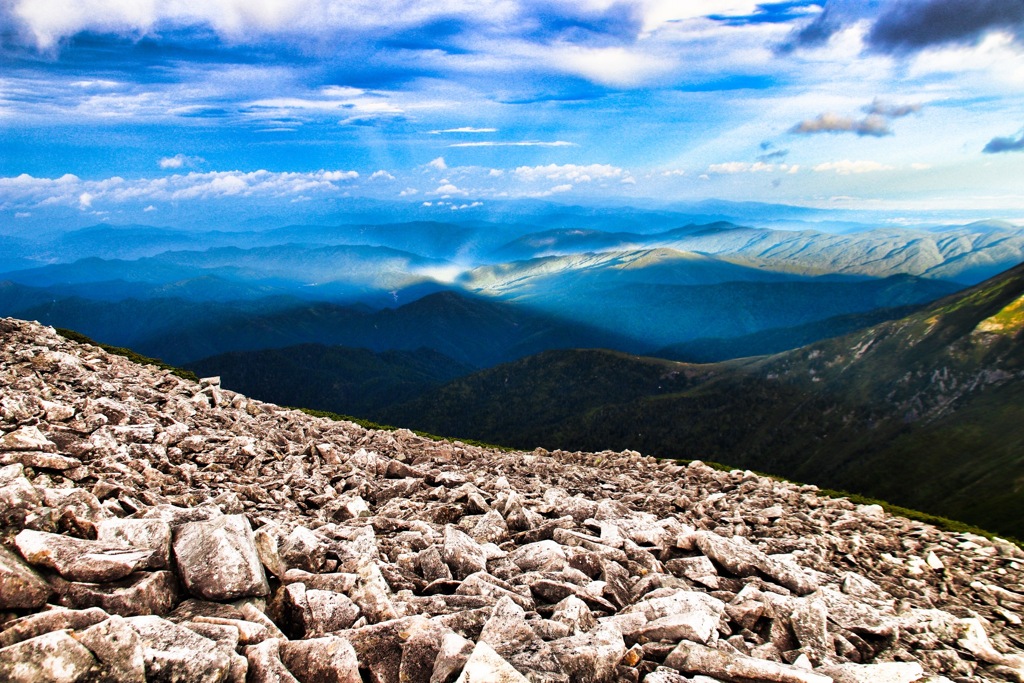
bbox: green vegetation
[55,328,198,382]
[385,262,1024,538]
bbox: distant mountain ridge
[0,215,1019,378]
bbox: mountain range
[4,215,1016,367]
[2,208,1023,537]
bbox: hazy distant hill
[489,221,1024,284]
[1,214,1020,384]
[386,261,1024,537]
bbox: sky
[2,0,1024,227]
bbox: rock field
[0,316,1023,683]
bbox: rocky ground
[0,317,1023,683]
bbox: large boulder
[174,514,269,601]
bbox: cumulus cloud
[0,169,359,209]
[790,113,892,137]
[983,130,1024,153]
[430,182,468,197]
[813,160,894,174]
[448,141,576,148]
[427,157,448,171]
[370,170,396,180]
[513,163,624,183]
[159,154,204,169]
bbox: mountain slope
[186,344,474,418]
[386,262,1024,537]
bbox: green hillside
[386,262,1024,537]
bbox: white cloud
[370,170,396,180]
[448,140,576,148]
[245,86,404,126]
[706,161,777,174]
[514,163,624,183]
[431,182,468,197]
[143,205,156,212]
[813,160,894,175]
[0,169,360,209]
[427,157,448,171]
[429,127,498,134]
[159,154,204,169]
[399,187,418,196]
[543,44,678,88]
[488,169,504,177]
[526,183,574,197]
[10,0,520,49]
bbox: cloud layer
[1,0,1022,215]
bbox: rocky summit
[0,317,1022,683]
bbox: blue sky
[2,0,1023,226]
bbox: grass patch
[55,328,198,382]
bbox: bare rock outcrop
[0,317,1023,682]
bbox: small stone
[0,426,56,452]
[478,596,538,659]
[454,640,529,683]
[819,661,926,683]
[0,629,98,683]
[15,529,158,583]
[0,451,82,471]
[507,540,568,573]
[695,532,818,595]
[245,639,300,683]
[547,623,627,683]
[551,595,597,634]
[73,615,147,683]
[665,640,833,683]
[280,636,361,683]
[95,518,172,570]
[127,615,232,683]
[443,525,487,580]
[0,608,110,648]
[430,631,475,683]
[0,543,52,609]
[54,570,179,617]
